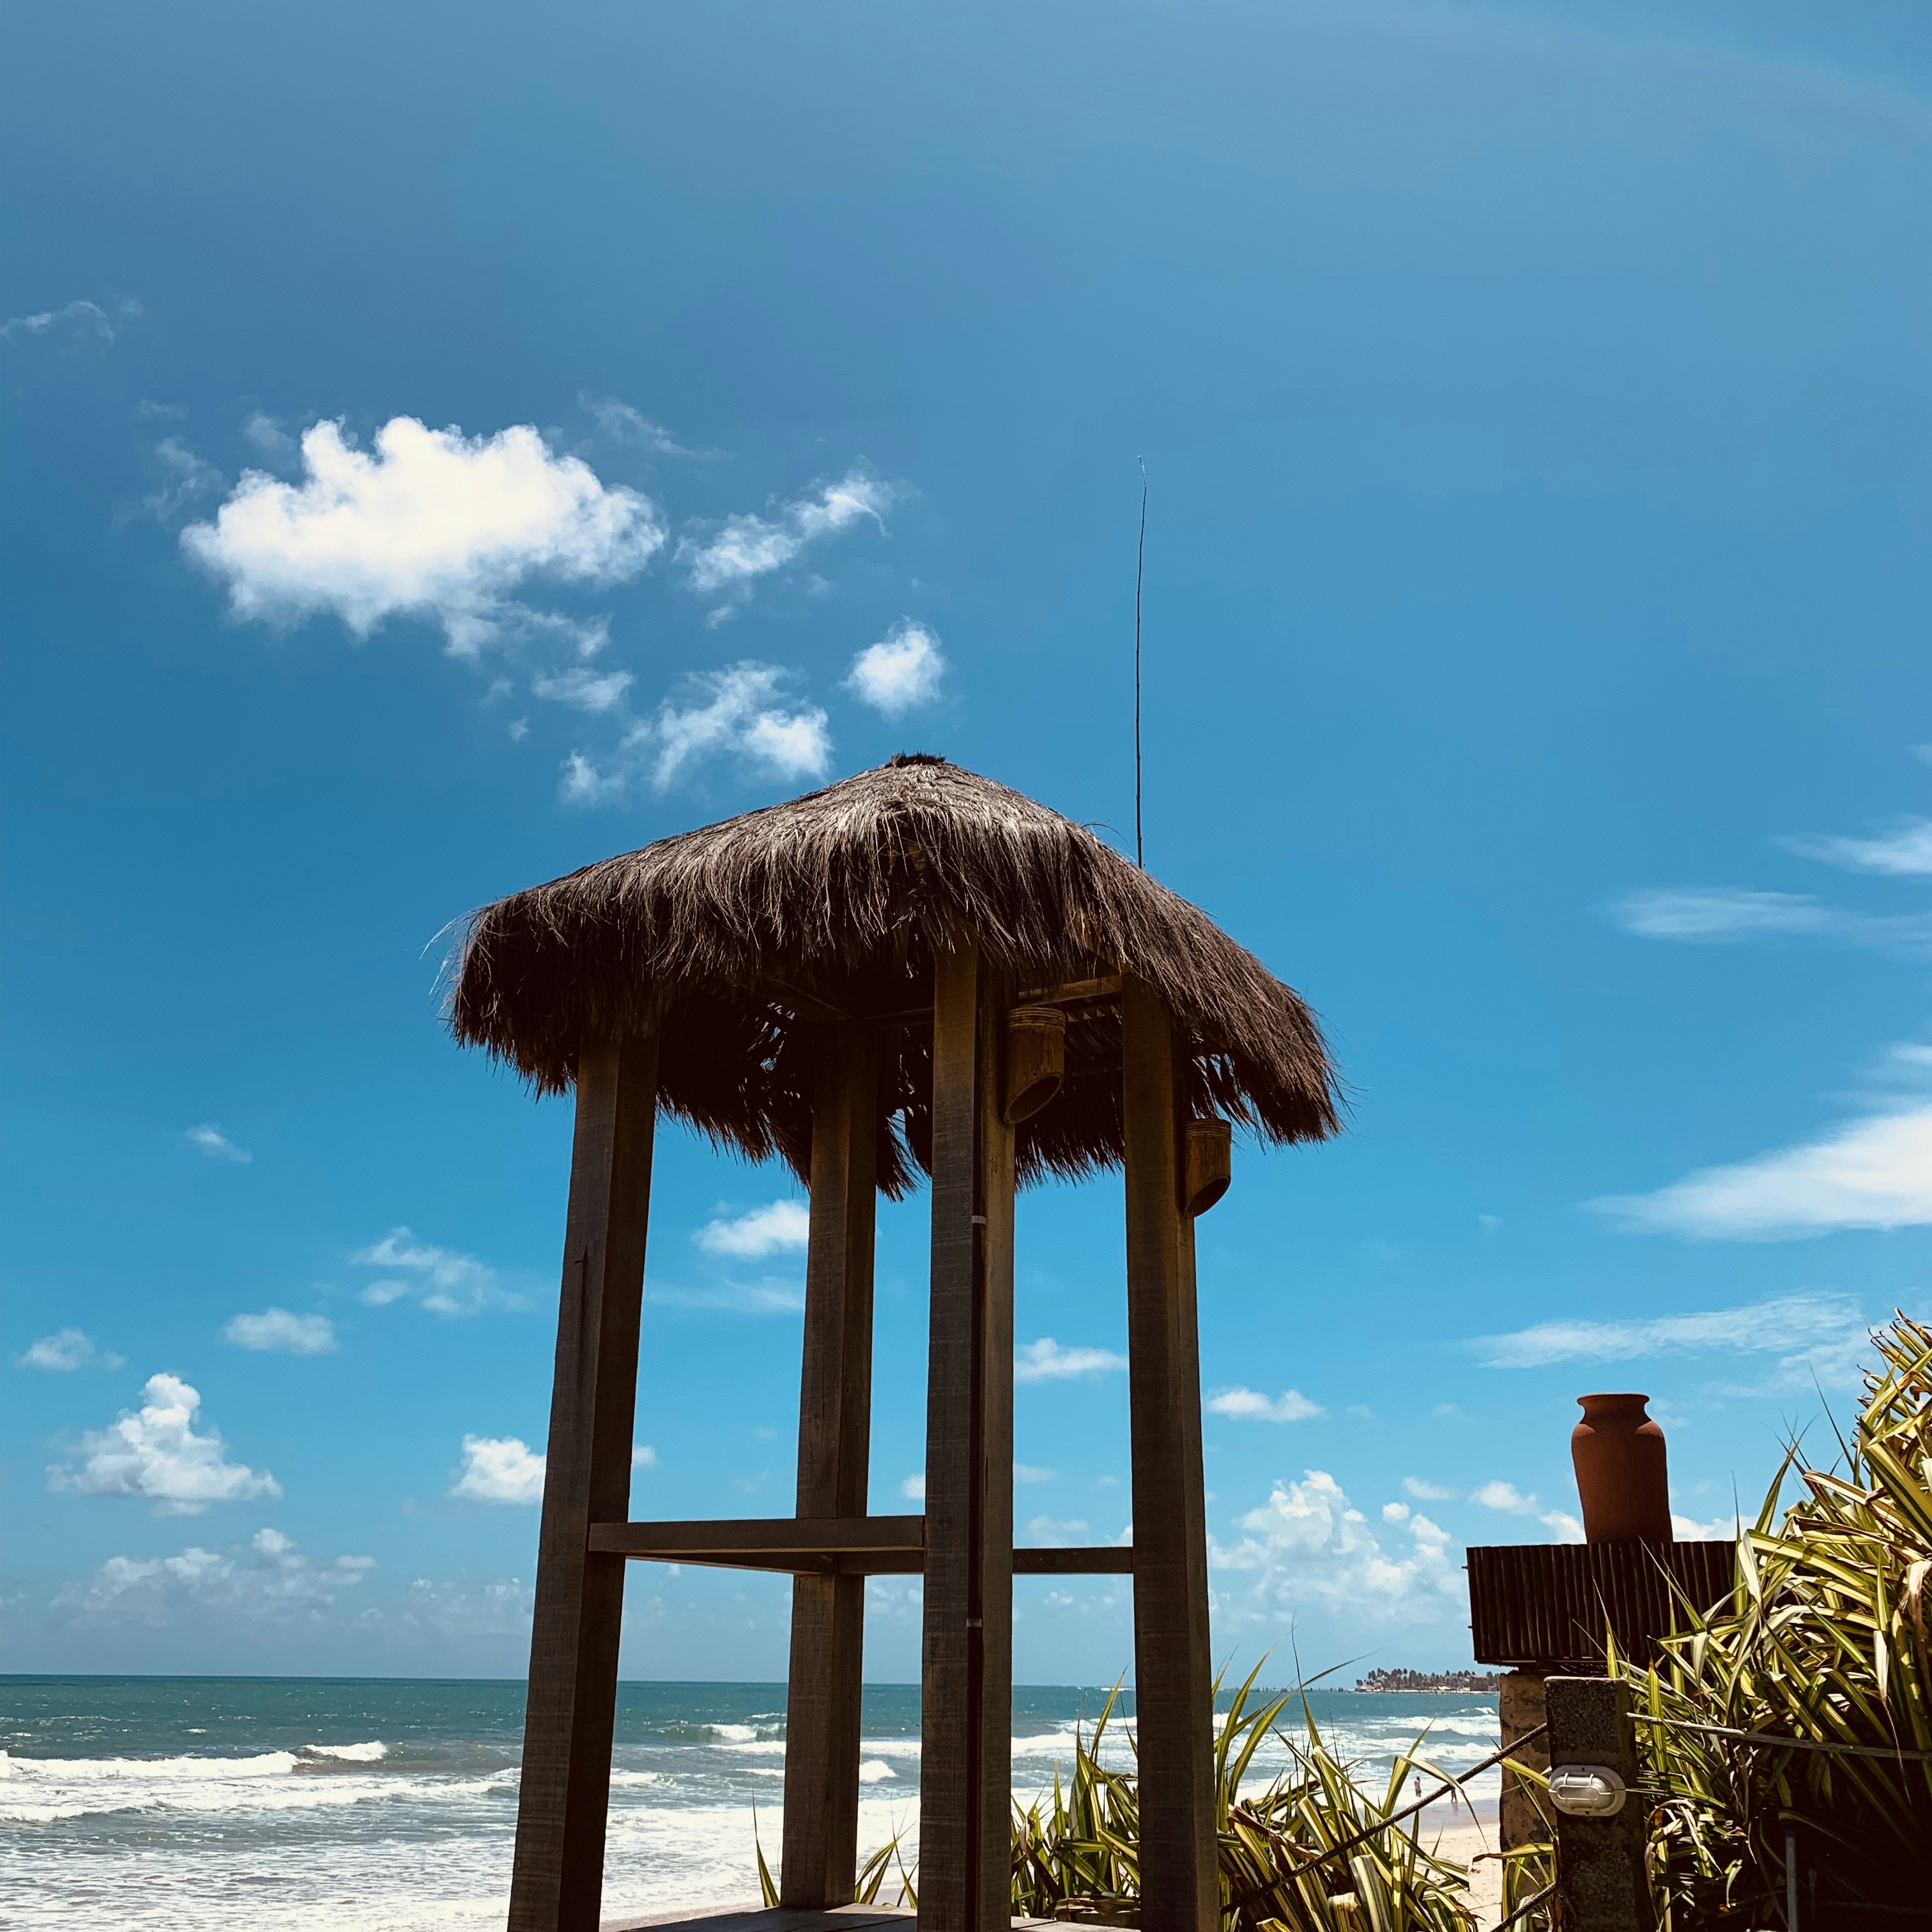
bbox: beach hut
[448,755,1339,1932]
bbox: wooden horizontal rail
[588,1516,1132,1577]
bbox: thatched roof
[448,755,1339,1193]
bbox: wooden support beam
[783,1033,882,1909]
[1013,1547,1133,1575]
[590,1517,921,1558]
[1122,980,1218,1932]
[919,944,1016,1932]
[509,1032,660,1932]
[1014,974,1123,1006]
[589,1518,1130,1577]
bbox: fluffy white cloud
[56,1526,374,1625]
[632,1443,659,1469]
[17,1328,124,1372]
[1207,1386,1324,1423]
[48,1374,281,1515]
[696,1199,811,1259]
[452,1434,546,1505]
[845,620,946,717]
[181,417,664,656]
[1213,1475,1462,1627]
[1541,1510,1586,1543]
[900,1473,926,1501]
[1476,1291,1872,1393]
[677,471,893,599]
[1791,817,1932,876]
[221,1308,337,1355]
[184,1124,252,1164]
[1470,1480,1538,1515]
[1402,1476,1455,1501]
[1671,1512,1739,1541]
[1015,1337,1128,1383]
[562,661,832,800]
[353,1227,514,1316]
[1594,1107,1932,1239]
[1014,1463,1056,1483]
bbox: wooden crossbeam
[587,1517,1131,1578]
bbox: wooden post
[781,1022,880,1907]
[508,1032,660,1932]
[919,944,1016,1932]
[1123,979,1218,1932]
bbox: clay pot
[1571,1393,1672,1543]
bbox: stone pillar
[1498,1669,1551,1850]
[1546,1675,1652,1932]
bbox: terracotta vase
[1571,1393,1672,1542]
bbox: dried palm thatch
[448,755,1340,1193]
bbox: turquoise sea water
[0,1677,1499,1931]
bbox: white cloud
[242,411,298,461]
[143,438,224,523]
[696,1199,811,1259]
[564,661,832,800]
[17,1328,124,1372]
[221,1308,337,1355]
[181,417,664,656]
[1593,1106,1932,1239]
[677,471,893,600]
[397,1574,533,1637]
[1213,1473,1463,1628]
[48,1374,281,1515]
[352,1227,514,1316]
[452,1434,546,1505]
[56,1528,373,1625]
[530,665,633,712]
[1475,1291,1872,1393]
[845,620,946,717]
[1470,1480,1538,1515]
[1611,889,1843,939]
[579,392,706,457]
[1790,817,1932,877]
[1022,1515,1091,1544]
[632,1443,659,1469]
[651,664,830,788]
[183,1124,252,1164]
[1671,1512,1739,1541]
[1015,1337,1129,1383]
[645,1276,806,1315]
[1402,1476,1455,1501]
[1207,1386,1325,1423]
[1609,889,1932,954]
[1,298,118,342]
[1541,1510,1586,1543]
[900,1473,926,1502]
[1014,1463,1056,1483]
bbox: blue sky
[5,0,1931,1683]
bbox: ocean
[0,1676,1500,1931]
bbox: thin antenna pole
[1135,458,1147,870]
